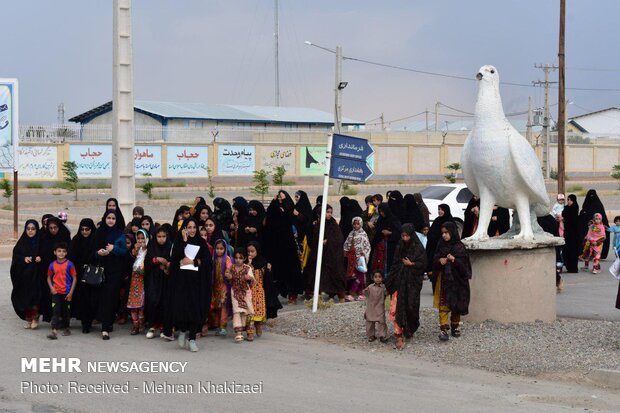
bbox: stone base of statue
[462,235,565,323]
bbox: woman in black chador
[170,218,212,352]
[578,189,610,259]
[91,210,128,340]
[562,194,580,273]
[10,220,43,328]
[69,218,97,332]
[263,190,303,304]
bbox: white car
[420,183,473,232]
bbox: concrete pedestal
[463,237,564,323]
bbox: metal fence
[19,124,336,144]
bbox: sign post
[312,134,374,312]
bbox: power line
[339,53,620,92]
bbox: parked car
[420,183,473,234]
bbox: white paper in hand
[181,244,200,271]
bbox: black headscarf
[388,190,407,223]
[579,189,610,258]
[104,198,126,230]
[10,220,43,320]
[247,240,282,319]
[246,200,266,237]
[294,191,313,242]
[462,196,480,239]
[140,215,155,236]
[488,206,510,237]
[403,194,425,231]
[93,210,125,250]
[339,197,363,238]
[427,204,456,273]
[212,198,233,231]
[562,194,580,272]
[433,221,471,316]
[193,204,212,227]
[69,218,96,270]
[413,193,430,227]
[205,218,225,249]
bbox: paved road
[1,259,619,412]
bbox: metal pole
[274,0,280,106]
[13,170,18,239]
[543,66,550,179]
[312,133,333,312]
[526,96,533,145]
[434,102,439,132]
[557,0,566,194]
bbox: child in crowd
[146,227,172,340]
[606,216,620,256]
[363,270,388,343]
[127,229,148,335]
[432,222,471,341]
[209,239,232,336]
[343,217,371,301]
[246,242,267,340]
[46,242,76,340]
[581,213,606,274]
[225,248,255,343]
[417,225,430,249]
[552,194,566,237]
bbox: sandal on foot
[368,336,377,342]
[379,337,389,343]
[234,334,244,343]
[47,332,58,340]
[439,330,450,341]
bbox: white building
[569,107,620,139]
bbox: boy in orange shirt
[46,242,76,339]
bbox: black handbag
[82,264,105,286]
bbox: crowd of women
[9,187,619,352]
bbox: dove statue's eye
[490,69,495,74]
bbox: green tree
[272,165,286,186]
[0,178,13,205]
[140,173,154,199]
[207,167,216,198]
[611,165,620,189]
[251,169,270,202]
[62,161,80,201]
[444,162,461,184]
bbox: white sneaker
[188,340,198,352]
[146,328,155,339]
[177,331,187,348]
[160,332,174,341]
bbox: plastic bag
[356,256,367,273]
[609,257,620,280]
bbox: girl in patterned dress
[225,248,255,343]
[127,229,148,335]
[246,241,268,340]
[580,213,606,274]
[208,239,232,336]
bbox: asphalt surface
[1,258,619,412]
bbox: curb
[585,369,620,390]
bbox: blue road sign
[330,156,374,182]
[332,134,374,161]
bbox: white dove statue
[461,65,550,242]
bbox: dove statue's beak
[476,73,483,80]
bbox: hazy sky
[4,1,620,127]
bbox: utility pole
[557,0,566,194]
[425,107,429,131]
[334,46,343,133]
[434,102,439,132]
[112,0,135,212]
[380,113,385,131]
[273,0,280,106]
[526,96,533,145]
[533,64,558,179]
